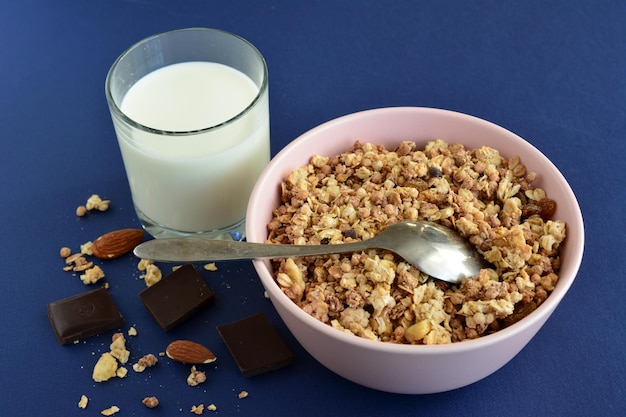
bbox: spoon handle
[133,237,376,263]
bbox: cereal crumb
[238,390,249,399]
[133,353,158,372]
[60,247,71,258]
[80,265,106,285]
[142,396,159,408]
[92,352,118,382]
[158,351,165,357]
[141,264,162,287]
[86,194,110,211]
[80,241,93,255]
[100,405,120,416]
[76,205,87,217]
[203,263,218,271]
[77,394,88,409]
[190,404,204,414]
[137,258,154,271]
[187,365,207,386]
[110,333,130,364]
[65,253,89,270]
[127,326,137,336]
[207,404,217,411]
[116,366,128,378]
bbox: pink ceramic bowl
[246,107,584,394]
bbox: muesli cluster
[267,140,566,344]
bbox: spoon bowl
[133,220,484,284]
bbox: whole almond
[166,340,217,364]
[92,228,144,260]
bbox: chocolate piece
[139,264,214,331]
[217,312,293,377]
[47,287,124,345]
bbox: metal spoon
[133,220,485,284]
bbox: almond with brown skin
[166,340,217,364]
[92,228,144,260]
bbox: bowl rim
[248,106,585,354]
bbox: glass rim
[104,27,268,136]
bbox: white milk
[115,61,270,233]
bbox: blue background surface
[1,1,624,416]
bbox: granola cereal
[141,263,162,287]
[80,265,105,285]
[100,405,120,416]
[138,258,154,271]
[76,205,87,217]
[80,241,94,255]
[86,194,110,211]
[142,396,159,408]
[92,352,118,382]
[267,140,566,344]
[133,353,158,372]
[77,394,88,409]
[186,365,207,386]
[110,333,130,364]
[116,366,128,378]
[204,263,218,271]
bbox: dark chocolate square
[47,287,124,345]
[217,312,293,377]
[139,264,214,331]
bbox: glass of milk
[105,28,269,240]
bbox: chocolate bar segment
[217,312,293,377]
[139,264,214,331]
[47,287,124,345]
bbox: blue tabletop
[1,1,624,416]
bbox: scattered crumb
[76,205,87,217]
[238,390,249,399]
[64,253,92,272]
[207,404,217,412]
[191,404,205,415]
[80,265,105,285]
[141,264,162,287]
[137,258,154,271]
[86,194,110,211]
[80,241,94,255]
[203,263,217,271]
[116,367,128,378]
[92,352,118,382]
[133,353,158,372]
[77,394,88,409]
[142,396,159,408]
[187,365,207,387]
[60,247,71,258]
[127,326,137,337]
[158,351,165,357]
[100,405,120,416]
